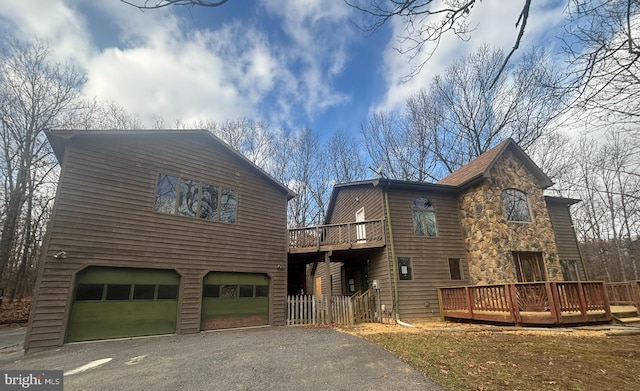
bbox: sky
[0,0,569,140]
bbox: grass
[347,324,640,390]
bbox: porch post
[325,251,333,323]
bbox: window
[153,173,237,223]
[157,285,179,300]
[105,284,131,300]
[202,284,220,298]
[448,258,463,280]
[154,174,178,214]
[200,184,218,221]
[75,284,104,301]
[255,285,269,297]
[178,179,199,217]
[75,283,179,302]
[239,285,254,298]
[220,189,238,223]
[133,285,156,300]
[502,189,531,222]
[221,285,238,298]
[398,257,413,280]
[412,198,437,236]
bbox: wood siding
[386,188,469,319]
[325,185,392,304]
[326,184,385,223]
[546,199,586,280]
[25,133,289,349]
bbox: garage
[201,272,269,330]
[66,266,180,342]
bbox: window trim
[153,172,238,224]
[502,188,532,223]
[412,197,438,237]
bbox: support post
[324,251,333,324]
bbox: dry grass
[340,321,640,390]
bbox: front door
[355,207,366,243]
[513,252,546,282]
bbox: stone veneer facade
[458,150,564,284]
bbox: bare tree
[120,0,228,10]
[563,0,640,127]
[0,38,86,295]
[325,129,367,183]
[347,0,533,83]
[361,111,428,181]
[398,46,563,179]
[571,129,640,281]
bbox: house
[24,130,294,349]
[291,138,586,321]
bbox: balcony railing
[288,219,385,253]
[438,281,612,325]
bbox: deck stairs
[611,306,640,325]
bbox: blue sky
[0,0,567,140]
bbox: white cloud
[259,0,356,124]
[0,0,93,65]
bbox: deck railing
[288,219,385,252]
[438,281,611,325]
[605,281,640,308]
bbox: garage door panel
[67,267,179,342]
[201,272,269,330]
[67,301,178,342]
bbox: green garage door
[201,272,269,330]
[67,266,179,342]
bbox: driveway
[1,326,443,391]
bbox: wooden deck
[288,219,386,253]
[438,281,612,325]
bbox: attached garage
[201,272,269,330]
[67,266,180,342]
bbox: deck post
[324,251,333,324]
[546,282,561,324]
[437,288,445,321]
[576,282,588,322]
[508,284,522,324]
[465,287,474,317]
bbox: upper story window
[502,189,531,222]
[154,173,237,223]
[412,198,437,236]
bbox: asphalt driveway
[1,326,443,391]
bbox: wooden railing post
[437,288,445,321]
[465,286,474,317]
[546,282,560,324]
[506,284,519,323]
[575,282,587,322]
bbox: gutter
[383,181,400,320]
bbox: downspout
[383,181,400,321]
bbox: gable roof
[46,129,296,200]
[437,138,553,189]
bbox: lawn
[343,322,640,390]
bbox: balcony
[288,219,386,254]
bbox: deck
[438,281,612,325]
[288,219,386,253]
